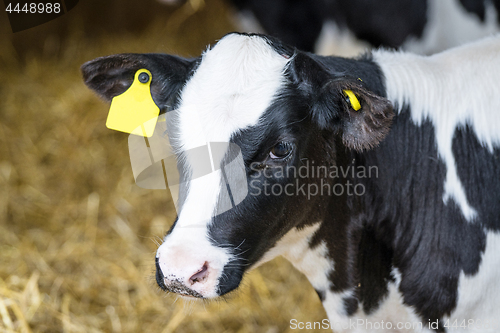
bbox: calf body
[82,33,500,332]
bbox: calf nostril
[189,262,209,284]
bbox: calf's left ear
[291,53,394,151]
[314,81,394,151]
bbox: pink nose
[155,254,214,298]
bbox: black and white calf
[82,33,500,332]
[156,0,500,55]
[230,0,500,55]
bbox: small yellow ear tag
[106,69,160,137]
[343,90,361,111]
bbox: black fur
[231,0,427,51]
[343,296,359,316]
[204,42,394,300]
[356,225,394,315]
[453,125,500,232]
[231,0,328,52]
[315,288,326,302]
[357,109,499,330]
[205,36,498,329]
[231,0,497,52]
[495,0,500,23]
[155,257,167,291]
[459,0,486,21]
[330,0,427,48]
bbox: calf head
[81,33,393,299]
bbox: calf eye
[269,142,293,159]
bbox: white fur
[445,231,500,333]
[373,35,500,221]
[405,0,499,55]
[265,227,433,333]
[315,20,370,57]
[255,227,500,332]
[156,34,290,297]
[252,223,333,289]
[315,0,500,56]
[360,269,434,333]
[332,281,432,333]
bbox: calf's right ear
[81,53,198,110]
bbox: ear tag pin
[106,69,160,137]
[343,90,361,111]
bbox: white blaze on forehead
[179,33,290,150]
[157,34,289,287]
[174,34,290,226]
[374,36,500,221]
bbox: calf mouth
[155,256,212,299]
[164,280,205,298]
[155,258,204,298]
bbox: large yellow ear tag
[106,69,160,137]
[343,90,361,111]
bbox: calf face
[81,33,393,299]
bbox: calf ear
[291,53,394,151]
[314,81,394,151]
[81,53,197,110]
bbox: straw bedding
[0,0,326,332]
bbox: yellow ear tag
[106,69,160,137]
[343,90,361,111]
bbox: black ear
[81,53,198,110]
[315,80,394,151]
[291,53,394,151]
